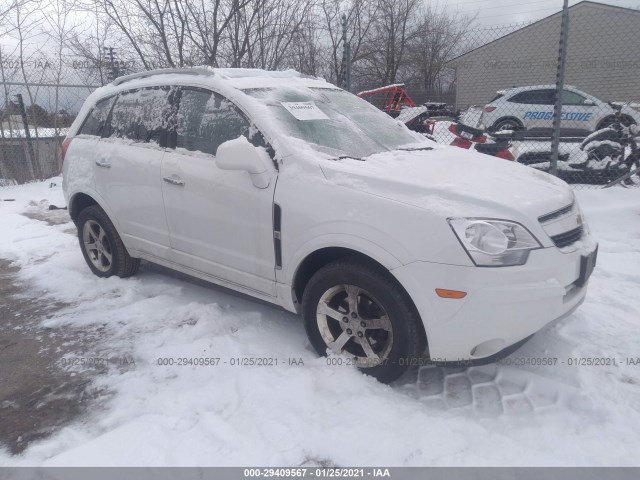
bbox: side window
[508,92,527,104]
[509,90,554,105]
[107,87,172,144]
[562,90,587,105]
[176,88,251,156]
[78,96,115,136]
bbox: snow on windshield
[243,86,426,159]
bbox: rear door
[160,87,277,296]
[510,89,555,130]
[95,86,175,257]
[71,96,116,191]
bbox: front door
[161,87,277,296]
[560,89,597,132]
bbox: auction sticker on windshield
[281,101,329,121]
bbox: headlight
[448,218,542,266]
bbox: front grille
[538,202,574,223]
[550,225,583,248]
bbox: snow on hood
[320,145,574,220]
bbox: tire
[302,260,425,384]
[491,118,522,132]
[77,205,140,278]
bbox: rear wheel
[302,260,424,383]
[491,118,522,132]
[77,205,140,278]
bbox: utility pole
[15,94,38,181]
[103,47,119,82]
[341,14,351,92]
[550,0,570,177]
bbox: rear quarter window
[78,96,115,136]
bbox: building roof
[446,1,640,66]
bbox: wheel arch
[292,246,424,330]
[68,190,121,232]
[291,246,427,354]
[491,116,523,131]
[69,192,98,224]
[293,247,383,305]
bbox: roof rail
[112,67,215,86]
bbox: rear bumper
[392,241,597,362]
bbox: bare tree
[356,0,420,87]
[288,11,324,76]
[317,0,379,87]
[409,4,475,102]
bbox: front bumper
[392,241,597,362]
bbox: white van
[62,68,597,383]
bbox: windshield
[243,86,427,158]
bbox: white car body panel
[63,68,597,363]
[160,148,277,296]
[97,139,170,256]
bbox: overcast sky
[450,0,640,27]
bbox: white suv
[482,84,639,134]
[62,68,598,383]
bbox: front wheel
[302,260,425,383]
[77,205,140,278]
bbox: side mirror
[583,99,596,106]
[215,136,270,188]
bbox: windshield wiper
[398,146,434,152]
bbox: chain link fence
[0,53,109,185]
[0,45,173,185]
[426,2,640,189]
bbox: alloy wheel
[82,220,113,272]
[316,284,394,367]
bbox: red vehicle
[448,122,514,161]
[359,85,513,160]
[357,84,417,116]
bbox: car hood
[319,145,574,220]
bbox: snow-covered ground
[0,177,639,466]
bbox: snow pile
[0,179,639,466]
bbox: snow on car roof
[496,84,580,95]
[69,67,337,140]
[108,66,332,93]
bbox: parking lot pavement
[0,259,95,454]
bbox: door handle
[95,160,111,168]
[163,175,185,186]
